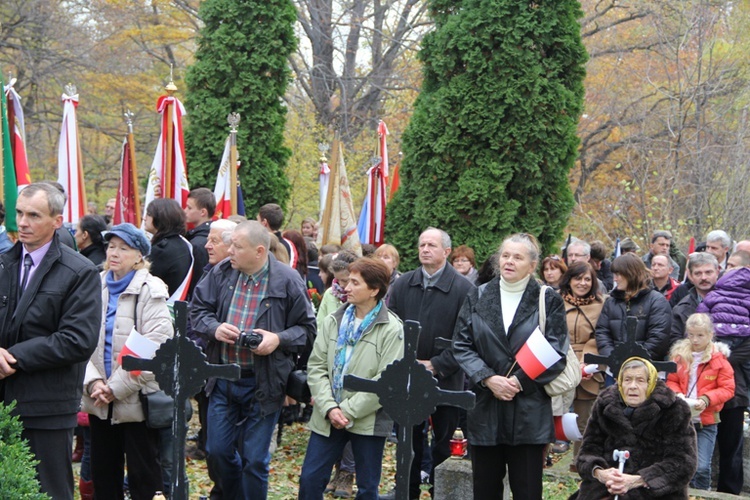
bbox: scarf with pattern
[331,301,382,402]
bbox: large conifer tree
[387,0,587,267]
[184,0,296,214]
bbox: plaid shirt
[221,261,270,369]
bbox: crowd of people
[1,182,750,499]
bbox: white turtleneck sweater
[499,274,531,333]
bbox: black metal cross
[584,316,676,377]
[344,320,475,500]
[122,300,240,500]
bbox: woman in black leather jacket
[453,233,569,499]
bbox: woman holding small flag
[453,233,569,499]
[81,223,173,500]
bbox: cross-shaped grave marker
[584,316,676,377]
[122,300,240,500]
[344,320,475,500]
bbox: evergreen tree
[387,0,587,268]
[184,0,297,215]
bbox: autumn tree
[290,0,430,143]
[570,0,750,247]
[184,0,297,214]
[386,0,587,267]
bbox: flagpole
[164,76,177,200]
[228,112,240,216]
[321,135,340,245]
[124,110,142,224]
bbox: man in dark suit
[0,183,101,499]
[386,227,475,499]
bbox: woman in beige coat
[558,261,605,464]
[81,223,173,500]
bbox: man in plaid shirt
[191,220,316,499]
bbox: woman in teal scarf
[299,257,404,499]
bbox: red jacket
[666,340,735,425]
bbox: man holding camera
[191,220,316,499]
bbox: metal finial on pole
[124,109,135,134]
[64,83,77,96]
[227,112,241,133]
[318,142,330,163]
[165,64,177,93]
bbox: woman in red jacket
[667,313,735,490]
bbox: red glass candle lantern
[450,428,467,458]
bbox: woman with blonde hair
[81,223,173,500]
[667,313,734,490]
[373,244,400,305]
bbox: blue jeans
[692,423,718,490]
[207,377,280,499]
[298,428,386,500]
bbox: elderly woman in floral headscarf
[575,357,697,499]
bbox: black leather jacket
[453,277,569,446]
[0,236,101,428]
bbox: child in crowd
[666,313,735,490]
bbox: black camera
[238,331,263,349]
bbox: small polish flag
[554,413,583,441]
[515,327,562,380]
[117,327,159,376]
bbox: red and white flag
[117,327,159,376]
[57,88,87,224]
[357,120,389,246]
[142,94,189,226]
[515,327,562,380]
[554,413,582,441]
[213,136,233,219]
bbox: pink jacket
[666,340,735,426]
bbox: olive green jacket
[307,302,403,437]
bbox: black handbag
[139,390,174,429]
[286,369,311,404]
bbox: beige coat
[82,269,173,423]
[566,298,605,399]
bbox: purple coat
[697,267,750,337]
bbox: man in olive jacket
[190,220,316,499]
[386,227,474,499]
[0,183,101,500]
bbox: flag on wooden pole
[114,111,142,225]
[143,79,189,225]
[4,79,31,199]
[0,71,16,230]
[318,137,362,256]
[57,84,87,225]
[213,113,245,219]
[357,120,389,246]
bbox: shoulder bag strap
[539,284,548,333]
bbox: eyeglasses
[547,255,561,261]
[453,258,470,264]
